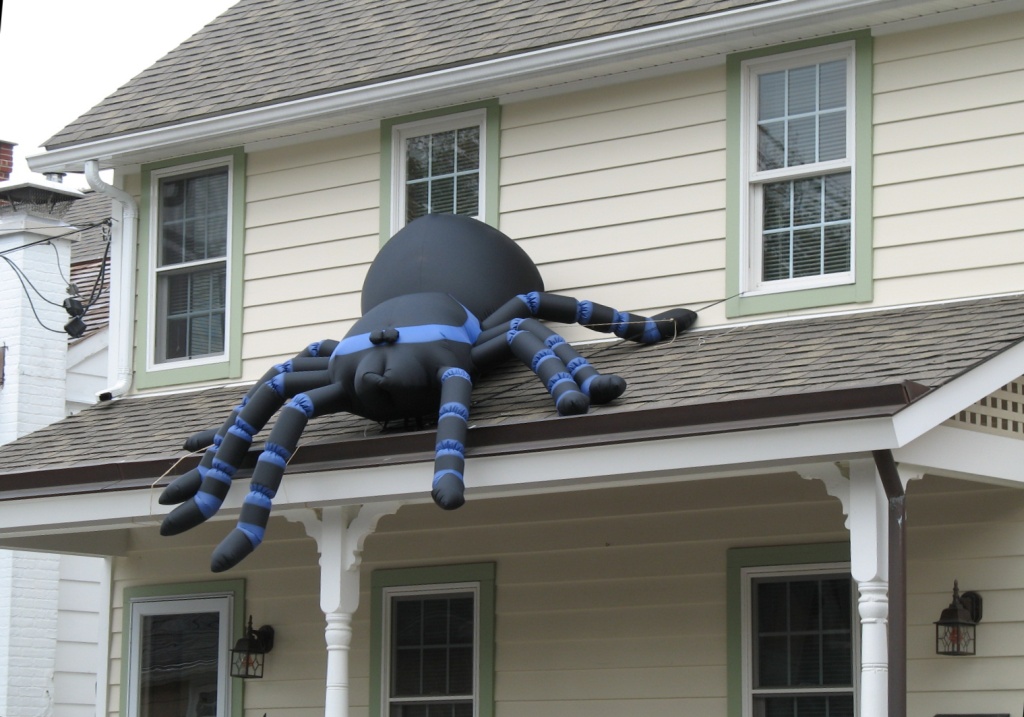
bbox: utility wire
[0,220,111,255]
[0,254,67,334]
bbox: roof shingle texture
[46,0,770,148]
[2,294,1022,476]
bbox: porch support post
[285,502,403,717]
[849,459,889,717]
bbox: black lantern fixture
[934,580,982,656]
[230,615,275,678]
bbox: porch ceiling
[1,294,1022,514]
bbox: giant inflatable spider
[160,214,697,571]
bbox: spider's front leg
[164,340,340,506]
[431,368,473,511]
[211,382,350,572]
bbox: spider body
[160,214,697,571]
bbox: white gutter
[85,160,137,400]
[27,0,1003,174]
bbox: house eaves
[26,0,1017,175]
[0,294,1021,543]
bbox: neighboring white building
[0,145,109,717]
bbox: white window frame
[740,562,858,717]
[390,108,488,235]
[126,593,234,717]
[739,42,857,297]
[381,581,481,717]
[146,155,235,372]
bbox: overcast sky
[0,0,237,184]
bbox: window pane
[819,60,847,110]
[158,168,228,267]
[758,71,786,119]
[818,111,846,162]
[403,122,481,222]
[823,174,851,222]
[787,65,817,115]
[787,116,816,166]
[762,230,791,282]
[158,265,226,361]
[758,121,786,171]
[390,593,474,702]
[431,131,456,176]
[139,612,219,717]
[792,177,822,228]
[407,136,430,181]
[754,56,849,172]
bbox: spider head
[350,343,451,421]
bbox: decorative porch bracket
[800,460,921,717]
[284,502,405,717]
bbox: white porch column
[849,459,889,717]
[286,502,403,717]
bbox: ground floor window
[371,564,495,717]
[123,581,243,717]
[728,544,855,717]
[748,569,855,716]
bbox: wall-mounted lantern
[230,615,275,678]
[934,580,982,656]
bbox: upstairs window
[726,36,872,317]
[154,165,229,363]
[385,105,497,237]
[744,45,854,293]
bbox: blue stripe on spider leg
[432,368,472,510]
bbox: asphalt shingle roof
[46,0,771,148]
[1,294,1022,492]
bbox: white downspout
[84,160,138,400]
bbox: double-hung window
[742,564,856,717]
[383,104,499,238]
[154,164,229,363]
[123,583,243,717]
[371,564,495,717]
[139,149,244,388]
[727,35,872,316]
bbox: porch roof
[1,294,1022,502]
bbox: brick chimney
[0,141,15,182]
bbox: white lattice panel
[946,377,1024,439]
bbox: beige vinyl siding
[241,132,381,377]
[108,518,324,717]
[110,467,1024,716]
[906,475,1024,715]
[499,67,728,338]
[872,11,1024,306]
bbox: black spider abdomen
[361,214,544,320]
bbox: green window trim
[370,563,496,717]
[120,579,246,717]
[380,101,501,243]
[726,33,873,318]
[136,148,246,389]
[726,543,851,717]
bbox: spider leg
[211,382,349,572]
[431,368,473,511]
[472,320,625,405]
[164,342,338,504]
[506,321,590,416]
[482,292,697,343]
[159,368,331,535]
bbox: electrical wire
[0,220,110,256]
[0,254,67,334]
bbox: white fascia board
[0,414,900,537]
[894,424,1024,486]
[890,338,1024,446]
[27,0,971,174]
